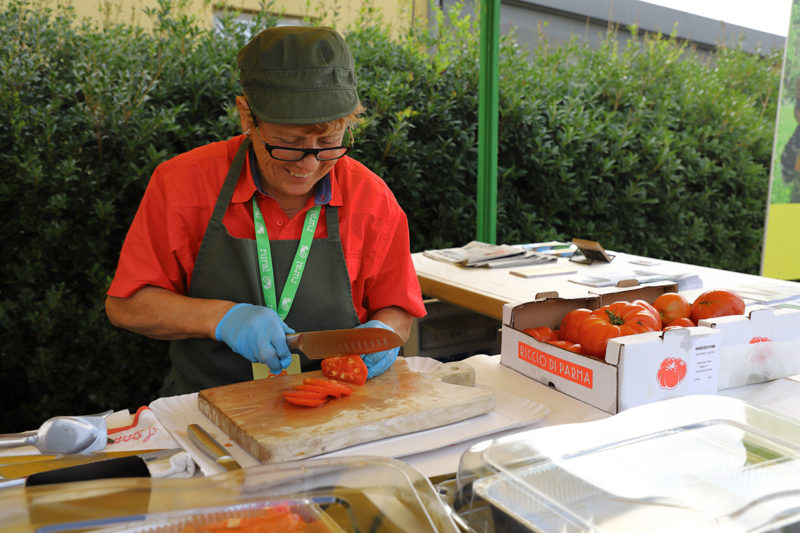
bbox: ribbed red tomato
[547,339,582,354]
[578,301,662,358]
[631,299,661,324]
[690,289,745,323]
[523,326,560,342]
[559,308,592,343]
[664,317,695,329]
[652,293,691,327]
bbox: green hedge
[0,0,780,430]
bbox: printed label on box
[518,341,594,388]
[690,341,719,392]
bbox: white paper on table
[149,358,549,476]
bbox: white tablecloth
[150,354,800,478]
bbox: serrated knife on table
[187,424,241,472]
[286,326,404,360]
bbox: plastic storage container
[0,456,459,533]
[444,395,800,532]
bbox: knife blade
[186,424,241,472]
[286,327,404,360]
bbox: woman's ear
[235,96,253,133]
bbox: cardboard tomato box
[500,283,722,413]
[698,307,800,390]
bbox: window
[213,10,309,40]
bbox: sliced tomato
[321,355,368,385]
[303,378,353,396]
[282,390,327,401]
[294,383,342,397]
[198,502,307,530]
[282,395,327,407]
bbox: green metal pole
[476,0,499,243]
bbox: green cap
[238,26,359,125]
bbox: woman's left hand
[356,320,400,378]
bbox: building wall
[64,0,427,33]
[441,0,785,57]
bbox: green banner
[763,0,800,280]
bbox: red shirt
[108,135,426,321]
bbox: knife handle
[187,424,234,463]
[25,456,150,486]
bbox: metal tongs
[0,410,112,455]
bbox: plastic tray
[450,395,800,532]
[0,456,459,533]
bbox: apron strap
[325,203,340,243]
[210,137,251,226]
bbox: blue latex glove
[357,319,400,379]
[215,303,295,374]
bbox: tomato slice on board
[281,390,327,401]
[321,355,368,385]
[302,378,353,396]
[294,383,343,397]
[282,395,327,407]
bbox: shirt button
[276,220,284,226]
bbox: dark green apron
[161,138,360,396]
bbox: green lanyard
[252,198,321,319]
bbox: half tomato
[321,355,368,385]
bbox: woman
[105,26,426,395]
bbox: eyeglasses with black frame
[251,117,354,162]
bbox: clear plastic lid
[452,395,800,532]
[2,456,459,533]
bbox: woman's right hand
[215,303,294,374]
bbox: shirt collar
[235,145,335,206]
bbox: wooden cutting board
[198,359,495,463]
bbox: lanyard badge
[252,198,320,319]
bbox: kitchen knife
[0,449,172,479]
[0,449,181,488]
[186,424,241,472]
[286,327,404,360]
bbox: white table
[150,354,800,479]
[150,248,800,479]
[413,249,800,320]
[398,354,800,477]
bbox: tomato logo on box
[657,357,687,390]
[748,336,773,363]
